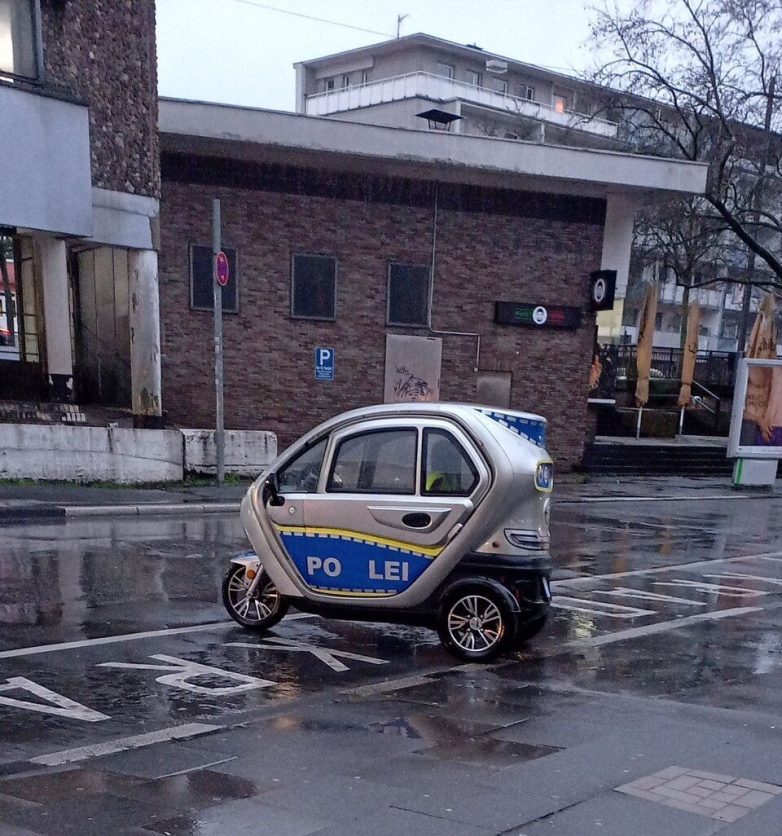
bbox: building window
[654,313,663,330]
[491,77,508,94]
[520,84,535,100]
[361,70,370,85]
[387,263,430,327]
[189,245,238,313]
[553,94,567,113]
[0,0,38,80]
[341,74,350,88]
[323,78,335,91]
[435,62,454,79]
[465,69,481,86]
[291,254,337,320]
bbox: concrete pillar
[39,237,74,401]
[128,249,163,428]
[597,193,637,342]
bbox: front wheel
[437,587,517,662]
[222,564,289,631]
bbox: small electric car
[223,403,553,661]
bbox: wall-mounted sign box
[494,302,582,330]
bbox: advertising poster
[728,358,782,459]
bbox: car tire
[222,564,289,631]
[437,585,517,662]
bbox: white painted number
[226,637,389,673]
[98,654,276,695]
[0,677,109,722]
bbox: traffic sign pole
[212,199,225,486]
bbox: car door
[278,418,489,598]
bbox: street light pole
[212,199,225,486]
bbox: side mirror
[263,472,284,507]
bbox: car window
[422,428,478,496]
[328,429,416,494]
[278,438,327,493]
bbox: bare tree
[589,0,782,288]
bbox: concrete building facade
[0,0,162,425]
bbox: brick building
[1,0,161,425]
[158,100,706,468]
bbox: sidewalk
[0,473,777,522]
[0,481,250,521]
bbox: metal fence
[614,346,736,387]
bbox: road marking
[98,654,275,695]
[226,637,389,672]
[0,677,109,722]
[558,494,763,504]
[0,614,316,660]
[595,587,708,606]
[704,572,782,587]
[654,580,769,598]
[552,597,656,619]
[569,606,763,648]
[29,722,220,766]
[553,552,782,586]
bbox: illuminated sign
[494,302,583,329]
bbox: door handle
[402,512,432,528]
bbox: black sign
[588,269,617,312]
[494,302,583,329]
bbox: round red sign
[216,251,229,287]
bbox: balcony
[304,72,619,139]
[0,83,92,236]
[658,283,723,309]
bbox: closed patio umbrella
[677,300,701,408]
[635,282,659,407]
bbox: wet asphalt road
[1,488,782,834]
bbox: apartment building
[0,0,162,425]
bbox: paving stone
[628,775,667,791]
[665,775,702,791]
[734,778,782,795]
[732,789,776,808]
[687,769,736,783]
[712,804,752,823]
[696,779,726,791]
[652,766,690,779]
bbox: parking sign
[315,347,335,381]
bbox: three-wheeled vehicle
[223,403,553,661]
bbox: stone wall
[159,158,602,470]
[41,0,159,198]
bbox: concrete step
[581,443,734,476]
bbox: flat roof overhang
[159,98,708,202]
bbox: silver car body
[241,403,552,611]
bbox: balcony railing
[304,72,619,138]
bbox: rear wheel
[437,587,517,662]
[222,564,288,631]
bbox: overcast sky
[156,0,595,112]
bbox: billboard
[728,358,782,458]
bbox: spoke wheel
[437,587,515,662]
[222,564,288,631]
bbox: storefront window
[0,0,38,81]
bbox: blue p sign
[315,347,335,381]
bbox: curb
[0,502,241,522]
[63,502,241,519]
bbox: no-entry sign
[216,251,230,287]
